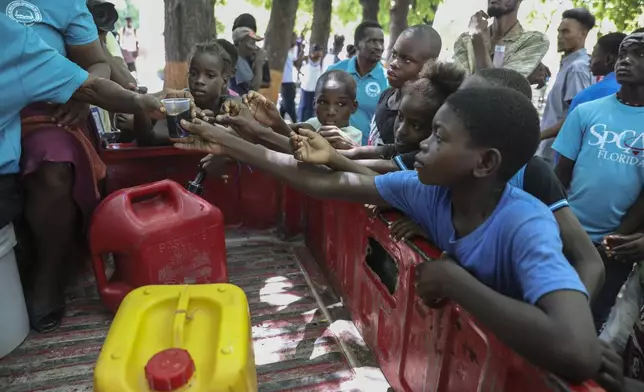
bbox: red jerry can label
[89,180,227,312]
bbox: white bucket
[0,223,30,358]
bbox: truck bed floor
[0,229,390,392]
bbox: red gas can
[89,180,227,312]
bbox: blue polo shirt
[327,57,388,144]
[0,13,88,174]
[569,72,620,113]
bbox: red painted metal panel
[310,202,605,392]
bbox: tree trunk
[163,0,216,90]
[262,0,299,103]
[360,0,379,22]
[310,0,332,50]
[387,0,410,60]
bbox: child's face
[188,52,228,110]
[413,104,484,186]
[387,32,433,89]
[394,94,433,153]
[314,80,357,128]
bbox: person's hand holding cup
[161,98,193,139]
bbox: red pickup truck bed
[0,228,391,391]
[0,144,603,391]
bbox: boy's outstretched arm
[175,119,389,206]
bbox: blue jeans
[298,90,315,123]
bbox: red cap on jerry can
[145,348,195,391]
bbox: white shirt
[301,60,323,92]
[282,47,298,83]
[322,53,337,73]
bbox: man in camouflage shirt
[453,0,549,78]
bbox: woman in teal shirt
[2,0,110,332]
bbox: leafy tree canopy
[555,0,644,32]
[249,0,442,35]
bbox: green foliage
[248,0,313,12]
[377,0,441,29]
[247,0,441,33]
[552,0,644,32]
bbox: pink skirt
[20,103,102,221]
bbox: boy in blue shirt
[174,86,600,382]
[327,21,388,144]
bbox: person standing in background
[538,8,595,166]
[328,21,388,144]
[453,0,549,78]
[230,26,265,96]
[323,34,345,72]
[232,13,270,91]
[298,44,325,122]
[119,16,138,73]
[280,32,302,122]
[568,32,625,113]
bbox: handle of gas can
[124,180,181,215]
[91,251,132,310]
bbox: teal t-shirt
[553,95,644,242]
[0,13,88,174]
[1,0,98,55]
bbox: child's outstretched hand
[243,91,282,128]
[288,122,317,133]
[318,126,357,150]
[291,128,336,165]
[172,118,229,155]
[389,217,428,242]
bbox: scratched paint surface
[0,229,390,392]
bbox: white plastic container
[0,223,30,358]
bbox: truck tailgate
[0,229,390,392]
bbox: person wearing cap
[230,26,267,96]
[87,0,140,135]
[87,0,137,90]
[298,44,325,122]
[232,13,271,91]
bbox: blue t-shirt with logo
[569,72,620,114]
[327,57,388,144]
[553,94,644,243]
[0,13,88,174]
[1,0,98,55]
[374,170,587,304]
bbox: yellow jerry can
[94,284,257,392]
